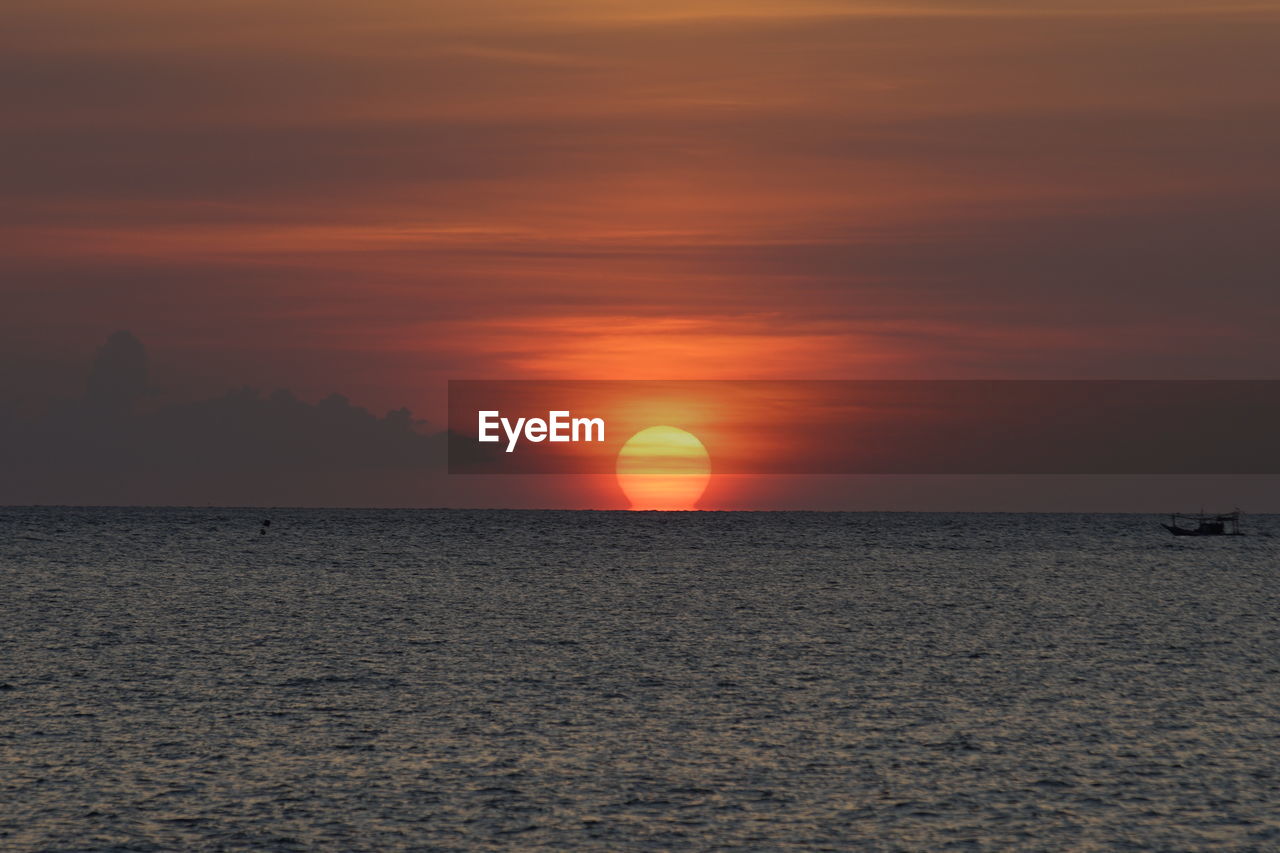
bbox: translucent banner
[448,380,1280,474]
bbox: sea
[2,508,1278,851]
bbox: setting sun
[616,425,711,510]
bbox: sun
[616,425,710,510]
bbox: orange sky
[3,1,1279,438]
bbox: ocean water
[1,508,1278,851]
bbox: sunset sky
[3,1,1278,508]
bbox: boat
[1163,510,1242,536]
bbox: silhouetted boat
[1163,510,1242,536]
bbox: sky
[3,1,1279,508]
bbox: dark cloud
[0,333,446,506]
[86,330,147,409]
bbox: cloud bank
[1,333,444,506]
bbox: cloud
[86,330,147,409]
[0,333,446,506]
[2,0,1278,435]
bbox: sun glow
[616,425,710,510]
